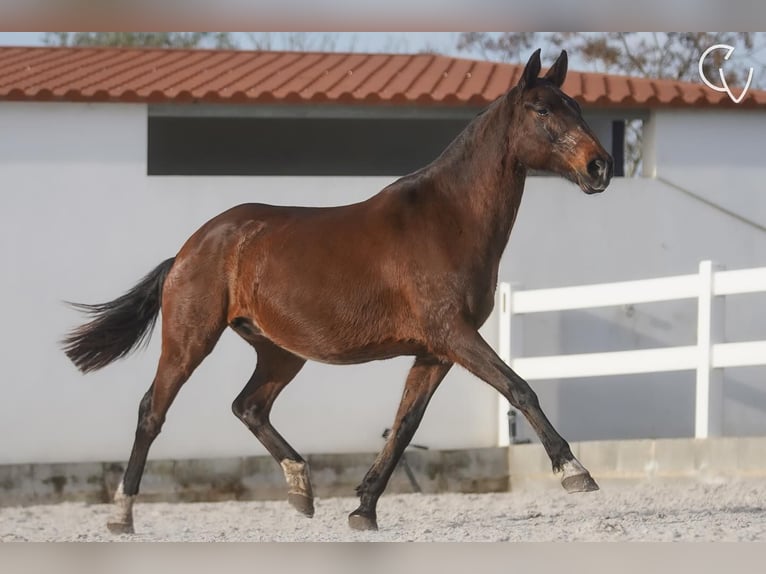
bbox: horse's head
[510,49,613,194]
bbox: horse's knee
[510,385,539,410]
[231,396,267,428]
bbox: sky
[0,32,43,46]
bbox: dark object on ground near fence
[508,410,532,445]
[383,427,428,493]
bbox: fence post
[497,282,512,446]
[695,260,725,439]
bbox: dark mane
[381,96,514,203]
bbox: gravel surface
[2,480,766,542]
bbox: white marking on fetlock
[280,459,313,498]
[561,458,588,479]
[110,480,135,526]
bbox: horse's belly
[259,325,427,365]
[243,288,425,364]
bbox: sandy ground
[2,480,766,542]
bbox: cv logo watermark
[699,44,754,104]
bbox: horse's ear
[543,50,568,88]
[517,48,542,92]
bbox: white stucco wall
[1,101,765,464]
[644,109,766,229]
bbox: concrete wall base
[0,447,508,507]
[3,437,765,506]
[509,436,766,491]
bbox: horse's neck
[435,97,527,266]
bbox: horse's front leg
[349,356,452,530]
[447,323,599,492]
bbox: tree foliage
[458,33,764,86]
[43,32,237,49]
[42,32,366,53]
[245,32,351,52]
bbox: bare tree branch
[43,32,238,49]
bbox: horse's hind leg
[231,341,312,516]
[107,303,226,534]
[349,356,452,530]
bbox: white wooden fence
[496,261,766,445]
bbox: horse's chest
[467,244,507,325]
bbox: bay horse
[62,49,613,533]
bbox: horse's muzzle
[580,154,613,194]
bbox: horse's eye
[536,107,549,117]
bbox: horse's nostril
[587,158,605,179]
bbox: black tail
[62,258,176,373]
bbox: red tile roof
[0,46,763,109]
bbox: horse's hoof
[348,511,378,531]
[562,472,599,493]
[107,521,135,535]
[288,492,315,517]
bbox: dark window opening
[611,120,626,178]
[148,116,469,176]
[617,118,645,177]
[148,113,641,177]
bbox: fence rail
[496,261,766,445]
